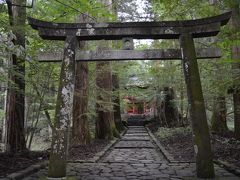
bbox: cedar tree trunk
[5,0,26,153]
[160,87,180,127]
[229,0,240,139]
[72,14,91,145]
[95,61,119,140]
[211,96,228,133]
[112,74,125,132]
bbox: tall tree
[72,14,91,145]
[158,87,181,127]
[95,0,119,140]
[211,96,228,133]
[5,0,26,153]
[229,0,240,139]
[209,0,228,134]
[112,0,125,132]
[112,73,125,132]
[96,59,119,139]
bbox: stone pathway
[23,126,239,180]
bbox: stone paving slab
[22,163,239,180]
[67,163,169,179]
[114,140,155,148]
[124,133,149,136]
[122,136,151,141]
[127,128,146,131]
[128,126,145,128]
[101,148,166,163]
[126,130,147,133]
[126,130,146,133]
[126,128,147,131]
[128,128,146,131]
[21,125,240,179]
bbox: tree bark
[156,87,163,125]
[180,33,215,178]
[5,0,26,153]
[232,46,240,139]
[95,61,119,140]
[72,60,91,145]
[72,14,91,145]
[112,74,125,132]
[207,0,228,135]
[159,87,180,127]
[48,36,77,178]
[95,0,119,140]
[211,96,228,133]
[229,0,240,139]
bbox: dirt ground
[68,139,109,160]
[0,151,48,178]
[148,122,240,168]
[0,139,109,178]
[1,124,239,178]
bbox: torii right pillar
[180,33,215,178]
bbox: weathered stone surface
[37,48,222,62]
[114,140,154,148]
[28,12,231,40]
[126,130,147,133]
[22,126,238,180]
[122,136,151,141]
[124,133,149,136]
[101,148,165,163]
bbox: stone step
[125,132,148,133]
[126,130,147,133]
[122,136,151,141]
[127,130,146,132]
[128,126,145,128]
[124,134,148,137]
[101,148,166,163]
[114,141,155,149]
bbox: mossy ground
[155,126,192,139]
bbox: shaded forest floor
[1,123,239,178]
[0,151,48,178]
[148,122,240,168]
[0,139,109,178]
[68,139,109,161]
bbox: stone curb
[5,161,48,180]
[146,127,194,163]
[147,127,240,178]
[4,129,127,179]
[68,138,119,164]
[95,128,128,163]
[68,128,127,163]
[214,159,240,177]
[146,127,175,162]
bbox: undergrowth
[154,126,192,139]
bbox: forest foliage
[0,0,239,149]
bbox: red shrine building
[123,96,153,115]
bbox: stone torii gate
[28,12,231,179]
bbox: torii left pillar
[48,36,78,178]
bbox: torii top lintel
[28,12,231,41]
